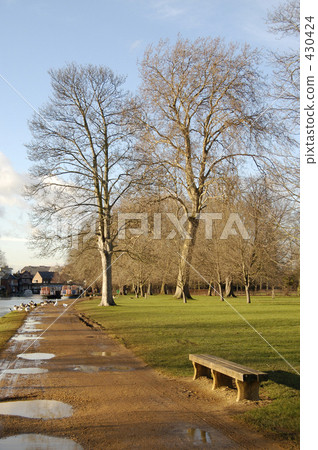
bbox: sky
[0,0,298,271]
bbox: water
[0,434,83,449]
[91,351,114,357]
[0,399,73,419]
[12,335,44,341]
[73,364,135,373]
[187,428,212,444]
[0,367,48,375]
[0,295,41,318]
[17,353,55,360]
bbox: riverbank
[0,310,27,350]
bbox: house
[32,271,56,284]
[0,266,13,279]
[21,266,51,277]
[16,270,33,294]
[1,273,19,295]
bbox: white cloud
[153,0,186,18]
[0,151,26,206]
[130,40,143,51]
[0,236,28,242]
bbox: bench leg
[211,370,233,390]
[235,379,260,401]
[192,362,211,380]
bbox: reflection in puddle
[12,335,43,341]
[0,400,73,419]
[187,428,212,445]
[17,353,55,360]
[22,328,43,333]
[73,365,134,373]
[0,433,83,449]
[1,368,48,375]
[91,351,114,357]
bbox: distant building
[32,271,56,284]
[0,266,13,278]
[16,271,33,294]
[21,266,51,277]
[1,273,18,295]
[0,266,14,295]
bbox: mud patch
[0,399,73,419]
[0,433,83,449]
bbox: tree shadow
[267,370,300,390]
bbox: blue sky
[0,0,297,270]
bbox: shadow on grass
[267,370,300,390]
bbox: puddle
[0,400,73,419]
[72,364,134,373]
[12,335,43,341]
[181,426,237,448]
[0,434,83,449]
[21,328,44,333]
[1,368,48,375]
[187,428,212,445]
[17,353,55,360]
[91,351,114,357]
[24,320,42,326]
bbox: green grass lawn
[75,294,300,444]
[0,310,27,350]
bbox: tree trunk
[217,281,224,301]
[225,276,237,298]
[147,283,153,296]
[160,282,168,295]
[174,218,199,300]
[98,247,116,306]
[207,280,213,296]
[245,284,251,304]
[271,287,275,299]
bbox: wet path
[0,305,282,449]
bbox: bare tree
[27,64,137,306]
[264,0,300,242]
[0,250,7,271]
[266,0,300,126]
[137,37,274,300]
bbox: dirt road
[0,304,285,449]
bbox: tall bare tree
[27,64,137,306]
[266,0,299,126]
[264,0,300,243]
[137,37,275,299]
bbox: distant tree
[227,177,288,303]
[27,64,138,306]
[0,250,7,267]
[137,37,276,300]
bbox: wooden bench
[189,354,268,402]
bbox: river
[0,295,42,318]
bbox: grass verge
[75,294,299,444]
[0,310,27,351]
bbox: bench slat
[189,354,268,382]
[191,354,263,375]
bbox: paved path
[0,305,284,449]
